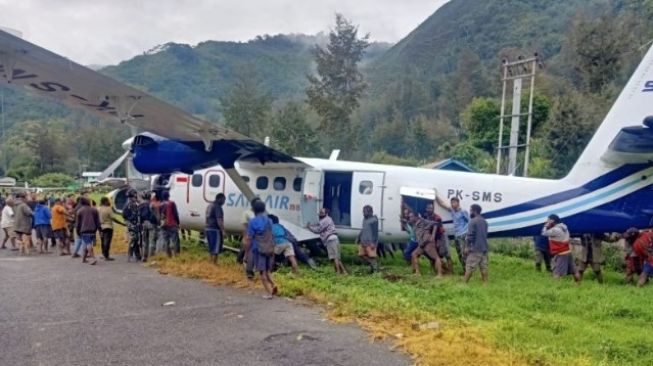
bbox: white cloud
[0,0,448,65]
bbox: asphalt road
[0,244,409,366]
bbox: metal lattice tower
[496,54,540,176]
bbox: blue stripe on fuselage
[490,177,642,227]
[491,184,653,237]
[483,163,651,219]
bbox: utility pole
[496,54,540,176]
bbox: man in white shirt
[1,198,17,250]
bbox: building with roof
[421,158,475,172]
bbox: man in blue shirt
[436,196,470,271]
[247,200,277,299]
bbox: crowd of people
[0,188,182,265]
[1,190,100,261]
[229,195,490,300]
[534,214,653,287]
[3,187,652,299]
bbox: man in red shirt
[623,228,653,287]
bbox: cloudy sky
[0,0,448,66]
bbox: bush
[31,173,76,187]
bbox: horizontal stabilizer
[602,122,653,164]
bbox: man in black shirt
[205,193,226,265]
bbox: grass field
[144,237,653,366]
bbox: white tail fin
[565,44,653,184]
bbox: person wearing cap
[541,214,581,282]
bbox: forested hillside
[1,0,652,182]
[357,0,653,176]
[101,34,390,121]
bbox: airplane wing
[0,29,305,166]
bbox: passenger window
[256,176,269,190]
[191,174,203,187]
[359,180,373,195]
[208,175,221,188]
[273,177,286,191]
[293,177,303,192]
[242,176,250,183]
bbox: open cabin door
[351,172,385,229]
[400,186,436,217]
[300,169,322,226]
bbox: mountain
[101,34,392,121]
[367,0,605,91]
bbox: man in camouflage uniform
[576,233,612,283]
[122,189,142,262]
[138,192,155,262]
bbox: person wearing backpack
[159,191,181,257]
[247,199,277,299]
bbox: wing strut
[224,168,256,202]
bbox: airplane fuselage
[164,158,653,241]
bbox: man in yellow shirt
[51,198,70,255]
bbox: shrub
[31,173,76,187]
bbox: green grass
[148,232,653,366]
[236,241,652,365]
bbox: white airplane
[2,29,653,243]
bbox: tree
[460,95,550,156]
[371,110,408,157]
[565,13,632,92]
[270,102,320,156]
[445,48,491,129]
[306,14,370,153]
[545,92,592,177]
[460,97,501,153]
[221,66,272,139]
[22,121,69,174]
[450,142,495,173]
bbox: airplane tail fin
[565,43,653,184]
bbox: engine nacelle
[131,135,218,175]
